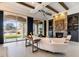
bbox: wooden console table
[25,36,41,52]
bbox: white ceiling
[0,2,79,20]
[50,2,65,12]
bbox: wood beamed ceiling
[37,2,59,13]
[17,2,35,9]
[58,2,69,10]
[17,2,69,14]
[46,5,59,13]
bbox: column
[27,17,33,35]
[46,20,49,37]
[25,17,27,36]
[53,17,55,37]
[0,11,4,44]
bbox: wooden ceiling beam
[58,2,69,10]
[46,5,59,13]
[37,2,42,4]
[17,2,35,9]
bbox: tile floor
[0,41,79,57]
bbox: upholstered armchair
[65,35,71,43]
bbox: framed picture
[55,20,65,31]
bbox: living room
[0,1,79,58]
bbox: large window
[33,20,44,36]
[4,15,26,43]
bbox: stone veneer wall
[53,12,67,37]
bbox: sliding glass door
[4,18,17,42]
[16,21,26,41]
[33,20,44,36]
[4,15,26,43]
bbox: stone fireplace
[53,12,67,37]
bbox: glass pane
[16,21,24,40]
[33,21,44,36]
[4,19,17,42]
[4,15,26,43]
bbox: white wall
[68,6,79,15]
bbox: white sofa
[38,37,68,53]
[32,35,70,53]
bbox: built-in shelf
[68,13,79,42]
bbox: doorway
[4,15,26,43]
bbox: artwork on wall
[53,12,67,37]
[55,19,65,31]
